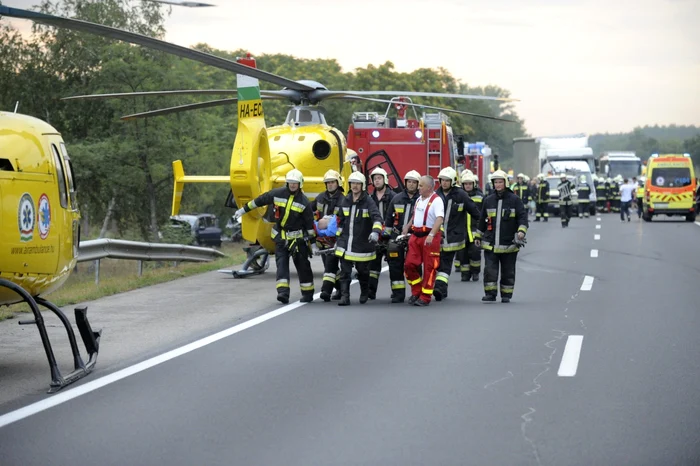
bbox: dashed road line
[594,234,600,240]
[695,221,700,228]
[580,275,594,291]
[595,225,601,229]
[590,249,598,258]
[596,217,601,221]
[558,335,584,377]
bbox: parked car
[168,213,222,247]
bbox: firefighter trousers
[596,199,606,212]
[386,241,407,301]
[459,241,482,277]
[339,258,370,301]
[578,201,590,217]
[275,240,314,300]
[368,247,386,298]
[560,203,572,225]
[320,253,341,299]
[535,202,549,221]
[434,249,458,300]
[483,250,518,299]
[405,232,442,304]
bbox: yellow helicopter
[0,4,516,278]
[0,110,101,392]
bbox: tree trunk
[99,195,116,239]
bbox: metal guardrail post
[137,260,143,277]
[94,259,100,285]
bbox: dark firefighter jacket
[475,188,528,253]
[438,187,481,252]
[384,189,420,238]
[370,187,396,221]
[244,187,315,241]
[311,188,344,219]
[578,182,591,202]
[512,182,530,203]
[537,179,550,203]
[595,180,607,200]
[335,191,383,262]
[465,187,484,242]
[609,182,620,199]
[557,179,575,204]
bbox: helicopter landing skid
[0,278,102,394]
[232,245,270,278]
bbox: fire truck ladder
[426,126,443,179]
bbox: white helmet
[348,171,367,190]
[579,175,587,183]
[345,148,358,161]
[473,174,479,183]
[404,170,421,183]
[370,166,389,185]
[460,168,473,178]
[323,169,342,184]
[523,175,530,182]
[286,169,304,188]
[490,169,508,182]
[517,173,525,179]
[537,173,545,180]
[461,171,477,185]
[438,166,458,185]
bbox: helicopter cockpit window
[59,142,78,210]
[51,144,68,209]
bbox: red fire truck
[347,97,491,192]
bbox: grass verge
[0,242,246,322]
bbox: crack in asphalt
[521,407,542,466]
[483,371,514,391]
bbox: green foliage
[1,1,527,240]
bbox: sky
[4,0,700,136]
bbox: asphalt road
[1,212,699,466]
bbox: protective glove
[311,243,321,256]
[381,229,392,239]
[513,234,527,248]
[368,232,379,243]
[233,208,245,222]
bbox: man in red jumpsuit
[402,175,445,306]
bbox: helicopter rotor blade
[314,90,518,102]
[120,97,239,120]
[337,96,517,123]
[62,89,292,101]
[0,6,314,92]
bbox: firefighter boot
[472,273,480,282]
[359,281,369,304]
[337,280,351,307]
[391,290,405,304]
[461,272,471,282]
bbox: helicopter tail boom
[171,160,229,216]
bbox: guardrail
[78,239,226,284]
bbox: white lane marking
[580,275,594,291]
[590,249,598,258]
[596,217,601,221]
[594,234,600,240]
[695,221,700,227]
[595,225,601,229]
[0,266,388,429]
[558,335,584,377]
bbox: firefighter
[335,172,384,306]
[384,170,421,303]
[512,173,530,204]
[595,174,607,212]
[367,167,395,300]
[535,173,550,222]
[604,177,613,212]
[311,169,345,302]
[474,169,528,303]
[610,176,621,213]
[402,175,445,306]
[433,167,481,301]
[577,174,591,218]
[454,169,474,274]
[558,173,575,228]
[233,169,316,304]
[458,171,484,282]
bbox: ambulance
[642,153,696,222]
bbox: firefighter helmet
[537,173,545,180]
[438,167,458,185]
[348,171,367,190]
[490,170,508,182]
[323,169,342,184]
[461,171,477,184]
[370,166,389,185]
[286,169,304,188]
[404,170,421,182]
[579,175,587,183]
[517,173,525,179]
[559,173,567,179]
[460,168,473,178]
